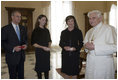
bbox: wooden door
[84,13,92,33]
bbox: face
[39,17,47,27]
[89,13,102,27]
[12,12,21,24]
[67,18,74,28]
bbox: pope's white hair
[87,10,102,18]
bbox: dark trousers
[37,71,49,79]
[7,57,24,79]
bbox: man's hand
[22,44,27,50]
[14,46,22,52]
[85,42,95,50]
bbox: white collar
[93,22,103,30]
[12,22,19,31]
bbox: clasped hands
[14,44,27,52]
[42,46,50,51]
[64,46,76,51]
[84,42,95,50]
[33,43,50,52]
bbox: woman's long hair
[65,15,79,29]
[35,14,48,29]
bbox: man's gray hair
[11,10,21,16]
[87,10,102,18]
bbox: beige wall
[1,1,117,36]
[1,1,50,29]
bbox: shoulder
[61,28,68,34]
[33,27,39,31]
[32,28,37,34]
[75,28,82,33]
[45,28,51,34]
[103,23,116,32]
[85,28,93,35]
[2,24,12,31]
[63,28,68,32]
[45,28,50,31]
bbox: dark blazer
[1,23,27,65]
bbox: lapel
[10,23,21,42]
[19,25,23,41]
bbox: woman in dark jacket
[59,15,83,79]
[31,15,51,79]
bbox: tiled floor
[1,47,85,79]
[1,48,117,79]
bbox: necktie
[16,26,20,41]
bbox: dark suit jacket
[1,23,27,65]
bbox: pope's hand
[85,42,95,50]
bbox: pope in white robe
[84,10,117,79]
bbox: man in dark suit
[1,10,27,79]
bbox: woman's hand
[42,47,50,51]
[33,43,39,48]
[64,46,71,51]
[33,43,50,51]
[70,47,76,51]
[64,46,76,51]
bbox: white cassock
[84,22,117,79]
